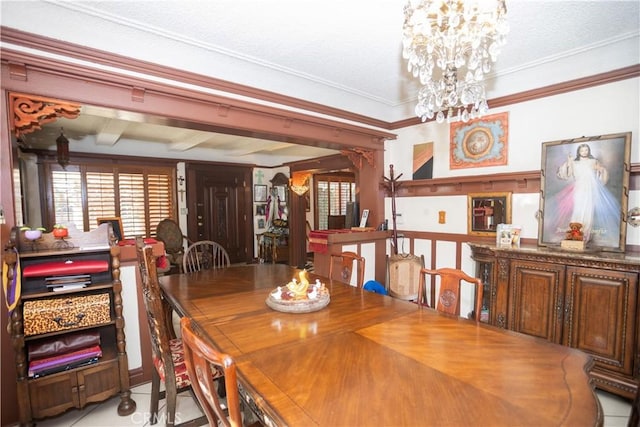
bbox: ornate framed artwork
[467,192,512,236]
[450,112,509,169]
[538,132,631,252]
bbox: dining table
[159,264,602,427]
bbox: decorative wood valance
[340,148,375,170]
[9,92,81,138]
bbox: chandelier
[402,0,509,123]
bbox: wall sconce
[56,128,70,169]
[290,172,310,196]
[628,207,640,227]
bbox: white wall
[385,78,640,247]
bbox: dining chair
[155,218,190,273]
[180,317,262,427]
[182,240,230,273]
[135,236,210,427]
[386,253,425,301]
[329,251,365,288]
[417,267,484,322]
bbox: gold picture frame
[467,192,512,236]
[97,216,123,241]
[538,132,631,252]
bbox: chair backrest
[155,218,188,256]
[134,236,177,388]
[386,253,425,300]
[418,267,484,322]
[183,240,231,273]
[329,251,365,288]
[180,317,243,427]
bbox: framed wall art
[450,112,509,169]
[412,142,433,180]
[538,132,631,252]
[254,185,267,202]
[97,217,123,241]
[467,192,511,236]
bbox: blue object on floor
[363,280,388,295]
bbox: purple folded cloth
[28,345,102,377]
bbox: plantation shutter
[48,162,175,238]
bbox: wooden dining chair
[329,251,365,288]
[386,253,425,301]
[135,237,211,427]
[155,218,190,273]
[417,267,484,322]
[182,240,230,273]
[180,317,261,427]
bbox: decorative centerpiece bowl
[266,270,330,313]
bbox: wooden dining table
[159,264,602,427]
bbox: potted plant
[52,224,69,239]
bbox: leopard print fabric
[23,293,111,336]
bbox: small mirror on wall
[467,192,511,235]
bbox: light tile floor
[8,384,632,426]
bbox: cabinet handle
[53,313,85,327]
[556,298,564,321]
[564,301,571,324]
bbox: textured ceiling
[1,0,639,165]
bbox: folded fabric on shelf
[28,345,102,377]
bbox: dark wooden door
[564,266,637,377]
[509,260,565,343]
[186,164,252,264]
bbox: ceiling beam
[95,119,128,146]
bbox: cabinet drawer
[23,293,111,336]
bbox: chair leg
[150,369,161,425]
[165,381,178,427]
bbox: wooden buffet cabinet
[4,229,136,425]
[469,243,640,399]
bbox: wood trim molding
[0,48,395,153]
[384,171,541,197]
[0,27,390,130]
[390,64,640,130]
[9,92,81,138]
[386,165,639,198]
[2,27,637,141]
[340,148,376,170]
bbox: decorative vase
[24,229,43,241]
[53,228,68,239]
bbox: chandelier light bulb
[403,0,509,123]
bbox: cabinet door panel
[29,372,79,419]
[565,267,637,376]
[78,361,121,407]
[511,261,564,343]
